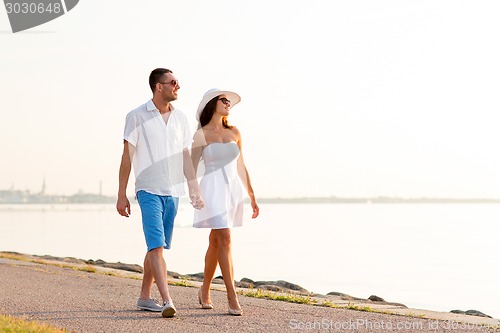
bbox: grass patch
[346,303,395,315]
[33,261,96,274]
[0,313,69,332]
[239,289,401,316]
[347,304,374,312]
[320,299,338,308]
[239,289,314,305]
[1,253,96,274]
[172,279,194,287]
[74,265,96,273]
[0,252,30,262]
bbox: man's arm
[116,141,134,217]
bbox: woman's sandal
[198,289,214,309]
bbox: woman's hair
[198,95,233,129]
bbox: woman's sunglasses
[218,97,231,106]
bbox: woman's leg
[214,228,240,310]
[201,229,218,303]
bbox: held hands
[190,193,205,210]
[116,196,131,217]
[187,180,204,210]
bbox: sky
[1,0,500,199]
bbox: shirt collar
[146,99,157,112]
[146,99,175,112]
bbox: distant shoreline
[3,186,500,204]
[2,196,500,204]
[251,197,500,204]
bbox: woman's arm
[234,128,259,219]
[191,129,205,175]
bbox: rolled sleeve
[124,112,138,146]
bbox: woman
[191,88,259,316]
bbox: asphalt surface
[0,258,498,333]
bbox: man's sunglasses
[159,80,179,87]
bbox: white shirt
[123,99,192,196]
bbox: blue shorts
[136,190,179,252]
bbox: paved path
[0,258,498,332]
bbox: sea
[0,203,498,319]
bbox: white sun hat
[196,88,241,121]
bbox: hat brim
[196,90,241,121]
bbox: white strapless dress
[193,142,245,229]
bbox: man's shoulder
[125,101,154,123]
[127,101,150,115]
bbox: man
[116,68,204,318]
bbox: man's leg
[157,196,178,303]
[140,253,154,300]
[137,191,171,303]
[157,196,178,317]
[143,247,171,303]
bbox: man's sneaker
[161,300,177,318]
[137,298,162,312]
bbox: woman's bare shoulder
[193,129,208,145]
[230,126,241,136]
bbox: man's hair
[149,68,173,93]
